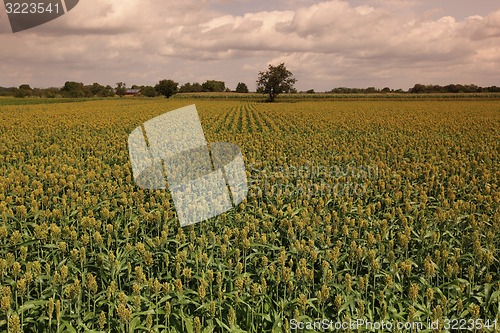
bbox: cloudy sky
[0,0,499,91]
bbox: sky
[0,0,499,91]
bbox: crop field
[0,98,499,332]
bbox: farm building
[125,88,141,96]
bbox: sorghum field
[0,98,499,332]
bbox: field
[0,97,499,332]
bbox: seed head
[175,279,183,293]
[409,283,419,302]
[334,294,343,310]
[194,317,201,333]
[98,311,106,330]
[469,303,480,319]
[48,298,54,321]
[165,301,171,319]
[16,278,27,296]
[86,274,98,295]
[209,300,216,318]
[8,313,22,333]
[12,261,21,278]
[116,303,132,324]
[228,307,236,326]
[55,300,61,322]
[198,281,207,301]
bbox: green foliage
[155,79,179,98]
[115,82,127,98]
[409,83,500,93]
[61,81,86,98]
[202,80,226,92]
[18,84,32,91]
[141,86,158,98]
[89,83,115,97]
[236,82,249,93]
[179,82,203,93]
[14,88,31,98]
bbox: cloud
[464,10,500,40]
[156,0,485,62]
[157,0,499,87]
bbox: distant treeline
[0,83,116,98]
[1,81,499,98]
[327,84,500,94]
[0,80,246,98]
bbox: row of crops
[0,98,499,332]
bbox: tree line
[1,63,498,101]
[327,84,500,94]
[0,80,251,99]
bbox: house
[125,88,141,96]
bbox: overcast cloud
[0,0,499,91]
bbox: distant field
[1,91,500,106]
[0,98,499,332]
[0,97,104,106]
[174,92,500,101]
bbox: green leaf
[488,290,500,305]
[215,318,232,331]
[18,299,48,312]
[62,320,78,333]
[181,313,194,333]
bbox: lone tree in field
[256,63,297,102]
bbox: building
[125,88,141,96]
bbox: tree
[179,82,203,93]
[142,86,157,97]
[155,79,178,98]
[43,87,61,98]
[235,82,249,93]
[0,87,17,96]
[103,85,115,97]
[61,81,85,98]
[90,83,106,96]
[256,63,297,102]
[14,89,31,98]
[19,84,32,91]
[202,80,225,92]
[82,85,94,97]
[14,84,32,98]
[409,84,426,93]
[115,82,126,97]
